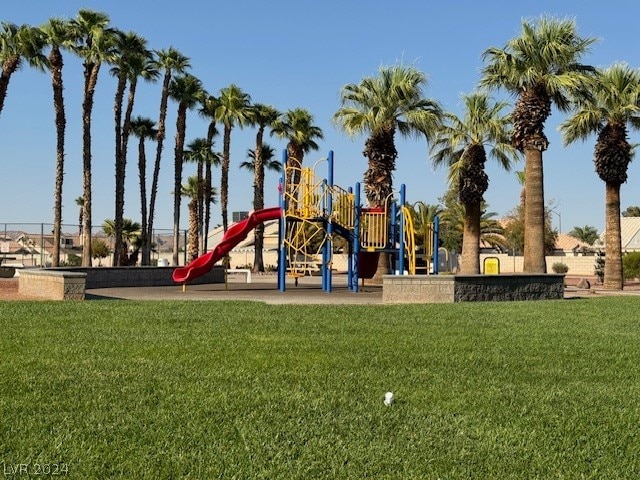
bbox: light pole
[550,209,561,234]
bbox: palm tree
[129,116,157,265]
[408,202,442,249]
[567,225,599,246]
[75,196,84,236]
[247,103,280,272]
[333,64,442,278]
[180,176,217,262]
[241,145,282,173]
[102,218,141,266]
[559,64,640,289]
[40,18,75,267]
[0,22,46,117]
[215,84,252,233]
[168,74,205,265]
[110,30,152,266]
[148,48,190,264]
[480,15,596,273]
[184,137,218,256]
[272,107,324,201]
[430,92,518,273]
[70,9,115,266]
[198,95,221,252]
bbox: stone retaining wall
[55,266,224,289]
[383,274,564,304]
[19,270,86,300]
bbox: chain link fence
[0,222,188,268]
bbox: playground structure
[173,150,440,292]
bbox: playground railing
[360,207,388,250]
[331,186,355,229]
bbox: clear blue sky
[2,0,640,235]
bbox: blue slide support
[398,184,406,275]
[278,149,287,292]
[352,183,361,292]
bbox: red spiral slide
[172,207,282,284]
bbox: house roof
[599,217,640,250]
[555,233,591,252]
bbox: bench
[226,268,252,283]
[18,269,86,300]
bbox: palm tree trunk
[0,58,19,117]
[138,138,148,266]
[196,160,203,255]
[187,199,198,261]
[147,70,171,266]
[253,129,265,272]
[203,162,212,253]
[117,79,137,265]
[604,182,623,290]
[50,47,65,267]
[113,74,127,266]
[460,200,481,274]
[172,104,187,266]
[81,62,101,267]
[523,144,547,273]
[221,125,231,232]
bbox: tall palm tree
[247,103,280,272]
[110,30,152,266]
[180,176,217,262]
[40,18,75,267]
[431,92,518,273]
[129,116,157,265]
[184,137,218,256]
[168,74,205,265]
[148,48,190,263]
[198,95,221,252]
[333,64,442,278]
[272,107,324,200]
[479,15,596,273]
[241,143,282,267]
[215,84,252,232]
[70,9,115,266]
[559,64,640,289]
[0,22,46,117]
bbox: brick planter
[383,274,565,304]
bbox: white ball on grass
[384,391,395,406]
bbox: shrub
[623,252,640,280]
[594,252,605,283]
[552,262,569,274]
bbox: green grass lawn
[1,298,639,479]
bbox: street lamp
[550,209,561,234]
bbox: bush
[552,262,569,274]
[594,252,605,283]
[623,252,640,280]
[62,253,82,267]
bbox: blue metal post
[278,149,287,291]
[433,215,440,275]
[398,184,406,275]
[325,151,334,292]
[347,186,353,290]
[352,182,361,292]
